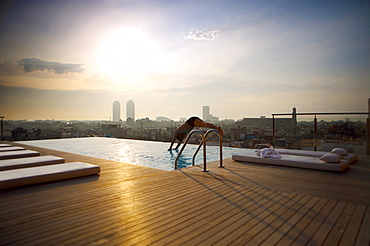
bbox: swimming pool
[16,137,252,171]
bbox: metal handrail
[272,111,370,154]
[174,129,223,171]
[191,129,223,168]
[174,130,204,170]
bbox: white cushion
[0,162,100,190]
[233,152,350,171]
[0,155,65,171]
[0,150,40,160]
[331,148,348,156]
[320,153,342,163]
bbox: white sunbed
[275,149,357,164]
[0,150,40,160]
[0,144,12,147]
[232,152,350,172]
[0,155,65,171]
[0,162,101,190]
[0,146,26,152]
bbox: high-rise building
[203,106,210,120]
[203,105,218,122]
[112,101,120,122]
[126,100,135,121]
[292,107,297,125]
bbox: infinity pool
[17,137,251,171]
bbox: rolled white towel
[255,147,282,159]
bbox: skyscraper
[126,100,135,121]
[202,105,219,122]
[112,101,120,122]
[203,106,210,121]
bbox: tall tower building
[292,107,297,124]
[112,101,120,122]
[126,100,135,121]
[203,106,210,121]
[292,107,297,135]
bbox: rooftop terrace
[1,141,369,245]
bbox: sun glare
[98,28,159,79]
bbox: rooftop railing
[271,112,370,155]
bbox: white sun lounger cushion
[0,155,65,171]
[275,149,356,164]
[0,150,40,160]
[0,162,101,190]
[0,144,12,148]
[0,146,26,152]
[232,152,349,172]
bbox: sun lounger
[0,144,12,147]
[0,155,65,171]
[0,162,101,190]
[232,152,349,172]
[0,150,40,160]
[276,149,357,163]
[0,146,26,152]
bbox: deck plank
[323,203,356,245]
[212,192,299,245]
[230,193,304,245]
[355,206,370,246]
[143,188,277,246]
[8,176,228,245]
[192,190,287,246]
[112,184,267,245]
[245,194,313,245]
[291,199,338,246]
[261,196,320,245]
[338,204,366,246]
[67,180,252,244]
[65,180,248,245]
[307,201,347,246]
[276,198,329,246]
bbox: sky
[0,0,369,121]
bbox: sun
[98,28,159,79]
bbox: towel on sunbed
[256,147,282,159]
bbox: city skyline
[0,0,369,121]
[4,102,368,123]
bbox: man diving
[168,116,223,150]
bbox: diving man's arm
[194,119,223,135]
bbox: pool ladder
[174,129,224,172]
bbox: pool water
[16,137,251,171]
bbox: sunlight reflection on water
[17,137,252,171]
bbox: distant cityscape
[2,100,368,154]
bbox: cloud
[313,76,347,85]
[18,58,85,74]
[184,29,220,41]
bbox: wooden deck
[1,142,370,246]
